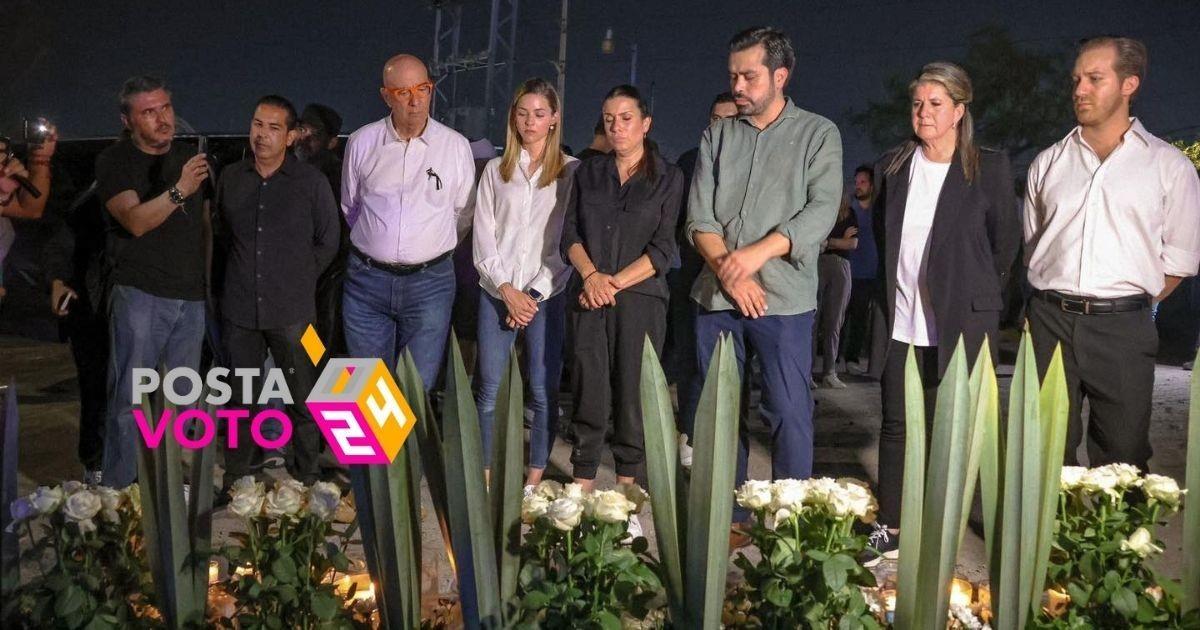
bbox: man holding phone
[94,75,211,488]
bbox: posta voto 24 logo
[130,325,417,464]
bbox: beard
[735,84,778,118]
[1074,93,1124,127]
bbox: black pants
[1027,296,1157,469]
[315,254,348,357]
[64,306,109,471]
[841,278,877,363]
[570,292,666,480]
[877,340,939,527]
[223,321,323,484]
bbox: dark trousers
[695,308,815,494]
[64,306,109,470]
[569,292,666,480]
[841,278,877,363]
[877,340,939,527]
[664,256,703,439]
[814,255,853,375]
[1027,296,1157,469]
[222,320,323,484]
[315,254,348,357]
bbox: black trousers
[222,321,323,484]
[315,254,348,356]
[64,306,109,471]
[841,278,877,363]
[569,292,666,480]
[877,340,939,527]
[1027,296,1157,469]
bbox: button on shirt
[686,98,843,316]
[893,147,950,346]
[216,154,340,329]
[341,116,475,264]
[1024,118,1200,298]
[473,150,579,300]
[559,153,684,300]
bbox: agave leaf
[639,336,684,622]
[490,348,525,608]
[440,334,501,626]
[894,346,927,629]
[1183,345,1200,611]
[685,334,740,629]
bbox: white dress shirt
[473,150,578,301]
[1024,118,1200,298]
[341,115,475,265]
[893,146,950,346]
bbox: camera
[24,117,52,147]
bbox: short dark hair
[593,115,606,137]
[1078,36,1148,90]
[119,75,170,115]
[729,27,795,79]
[854,164,874,180]
[255,95,298,130]
[711,92,736,109]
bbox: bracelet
[583,270,599,281]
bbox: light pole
[601,27,638,85]
[556,0,569,105]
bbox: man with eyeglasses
[340,53,474,387]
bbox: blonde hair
[886,61,980,184]
[499,78,568,188]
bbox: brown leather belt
[351,246,452,276]
[1035,290,1151,315]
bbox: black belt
[1036,290,1151,315]
[351,246,452,276]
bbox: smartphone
[56,291,75,316]
[197,135,208,156]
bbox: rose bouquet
[3,483,157,629]
[727,477,883,628]
[511,480,664,628]
[212,477,367,629]
[1040,464,1199,628]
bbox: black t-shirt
[95,138,207,300]
[824,210,860,260]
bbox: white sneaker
[678,434,693,469]
[823,373,847,389]
[627,514,644,540]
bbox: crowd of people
[3,25,1198,559]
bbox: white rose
[230,492,265,520]
[802,477,840,508]
[1106,463,1143,489]
[521,494,551,524]
[1080,466,1122,500]
[62,480,85,495]
[833,479,878,523]
[1059,466,1088,491]
[769,508,794,530]
[534,480,564,500]
[9,497,36,526]
[1142,474,1186,507]
[770,479,808,512]
[560,483,585,502]
[1121,527,1163,558]
[29,486,65,515]
[307,482,341,522]
[620,484,650,512]
[264,484,304,518]
[589,490,637,524]
[546,497,584,531]
[231,476,264,498]
[735,480,774,511]
[62,490,103,531]
[94,486,124,524]
[279,478,307,495]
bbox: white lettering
[131,368,160,404]
[260,370,293,405]
[163,367,202,406]
[205,367,232,405]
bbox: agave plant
[1,380,19,598]
[640,333,740,628]
[1185,346,1200,613]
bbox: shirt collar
[243,152,297,177]
[1068,117,1151,149]
[736,97,800,129]
[385,114,435,146]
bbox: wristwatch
[527,288,544,302]
[167,186,185,206]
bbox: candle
[208,561,220,585]
[976,583,992,622]
[950,578,973,608]
[881,588,896,624]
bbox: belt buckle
[1059,296,1088,315]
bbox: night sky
[2,0,1198,170]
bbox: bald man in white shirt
[1024,37,1200,470]
[340,54,475,389]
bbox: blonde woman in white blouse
[473,78,578,488]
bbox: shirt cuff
[1162,243,1200,278]
[685,222,723,247]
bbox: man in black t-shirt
[94,75,210,488]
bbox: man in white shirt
[1024,36,1200,469]
[340,53,475,389]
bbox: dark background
[2,0,1198,165]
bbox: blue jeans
[475,289,565,469]
[695,309,815,516]
[342,254,456,387]
[101,284,205,488]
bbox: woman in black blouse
[560,85,683,499]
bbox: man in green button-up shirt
[686,26,842,508]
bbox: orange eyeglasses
[382,81,434,101]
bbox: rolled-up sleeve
[645,169,683,276]
[775,123,843,265]
[559,169,584,264]
[685,126,720,246]
[1161,153,1200,277]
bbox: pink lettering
[173,409,214,449]
[252,409,292,450]
[218,409,250,448]
[133,407,173,449]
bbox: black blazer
[872,146,1020,375]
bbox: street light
[601,27,637,85]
